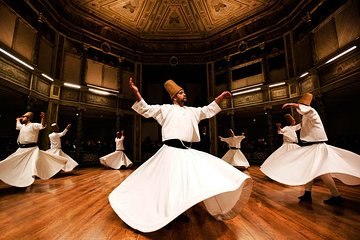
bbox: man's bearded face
[21,115,30,124]
[174,90,187,104]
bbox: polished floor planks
[0,166,359,240]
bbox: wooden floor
[1,165,359,240]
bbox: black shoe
[324,196,343,205]
[298,191,312,202]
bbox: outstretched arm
[129,77,142,101]
[40,112,46,127]
[60,124,72,137]
[282,103,299,109]
[215,91,232,105]
[276,122,283,134]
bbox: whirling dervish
[219,129,250,169]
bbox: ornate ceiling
[68,0,276,40]
[31,0,312,61]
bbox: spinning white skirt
[46,148,79,172]
[109,145,253,233]
[100,150,133,169]
[0,147,68,187]
[260,143,360,186]
[221,149,250,168]
[260,142,300,170]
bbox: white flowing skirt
[0,147,68,187]
[46,148,79,172]
[109,145,253,233]
[100,150,133,169]
[260,142,301,170]
[260,143,360,186]
[221,149,250,168]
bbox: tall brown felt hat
[284,114,295,125]
[297,92,313,106]
[164,79,183,99]
[23,112,33,119]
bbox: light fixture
[299,72,309,78]
[232,87,262,96]
[231,83,263,93]
[89,88,112,95]
[64,82,81,89]
[0,47,34,70]
[325,46,356,64]
[87,84,119,93]
[41,73,53,81]
[269,82,285,88]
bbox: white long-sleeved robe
[0,122,68,187]
[109,99,253,232]
[261,105,360,186]
[47,129,78,172]
[99,136,133,169]
[219,135,250,168]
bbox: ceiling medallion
[169,56,179,66]
[238,41,248,53]
[101,42,111,53]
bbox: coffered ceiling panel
[70,0,274,39]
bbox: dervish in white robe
[219,134,250,168]
[0,114,68,187]
[100,135,133,169]
[261,94,360,203]
[260,123,301,172]
[47,126,78,172]
[109,78,253,232]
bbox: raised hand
[129,77,142,101]
[215,91,232,104]
[129,77,138,93]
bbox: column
[41,101,59,150]
[75,109,83,162]
[265,107,275,152]
[206,62,218,155]
[32,13,46,66]
[225,56,235,131]
[314,94,327,129]
[260,42,269,85]
[133,62,142,162]
[80,44,90,86]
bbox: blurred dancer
[262,93,360,204]
[219,129,249,169]
[47,123,78,172]
[0,112,67,187]
[100,130,133,169]
[260,114,301,172]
